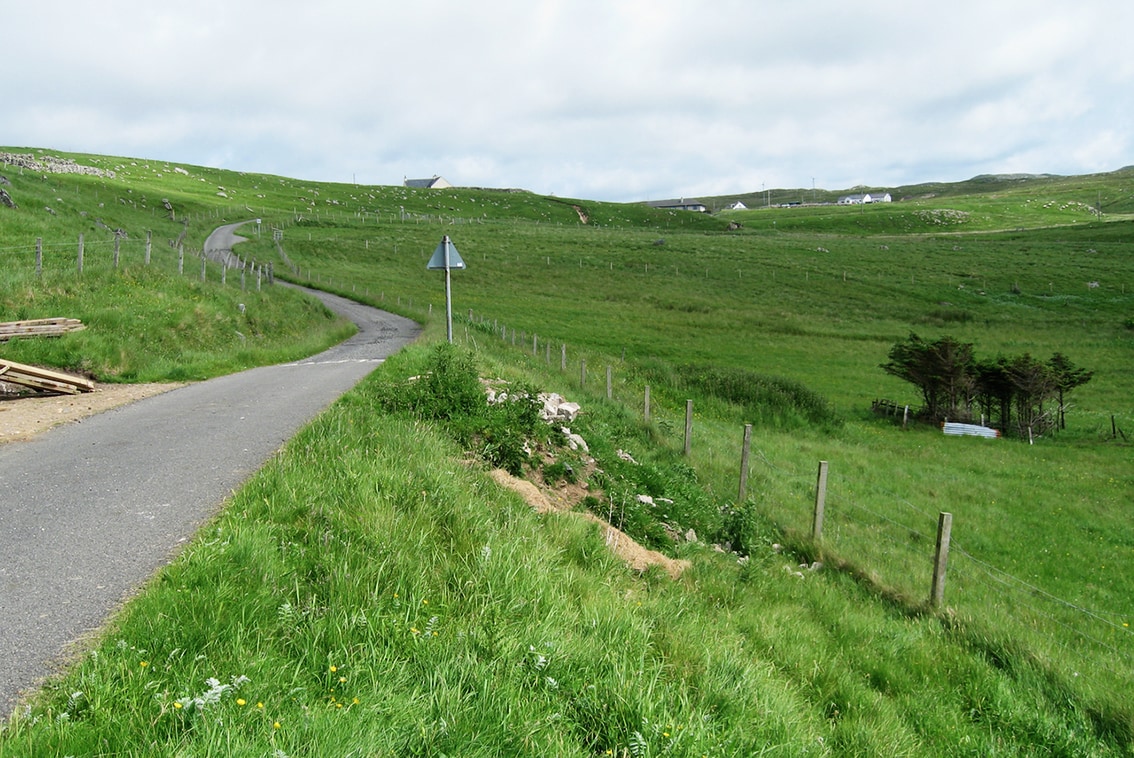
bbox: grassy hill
[1,148,1132,755]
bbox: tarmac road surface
[0,286,420,715]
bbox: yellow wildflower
[237,698,246,706]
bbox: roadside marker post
[427,235,466,343]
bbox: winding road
[0,256,420,714]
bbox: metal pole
[443,235,454,343]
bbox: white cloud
[4,0,1131,200]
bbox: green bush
[373,343,544,475]
[679,365,842,431]
[723,501,781,556]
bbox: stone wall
[0,152,115,179]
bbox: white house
[726,201,747,210]
[838,191,892,205]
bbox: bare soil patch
[488,467,692,579]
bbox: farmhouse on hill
[838,191,892,205]
[404,175,453,189]
[646,198,708,213]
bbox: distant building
[404,175,453,189]
[647,198,708,213]
[726,201,747,210]
[838,192,892,205]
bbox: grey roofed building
[404,175,453,189]
[646,197,708,213]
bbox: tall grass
[4,342,1128,755]
[2,149,1132,753]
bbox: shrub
[373,343,544,475]
[680,365,842,431]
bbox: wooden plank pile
[0,318,93,395]
[0,359,95,395]
[0,318,86,341]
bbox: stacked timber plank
[0,359,95,395]
[0,318,86,341]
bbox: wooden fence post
[77,233,84,274]
[580,359,586,388]
[533,334,538,357]
[178,243,184,275]
[561,343,566,372]
[684,400,693,456]
[200,255,206,282]
[813,460,829,541]
[145,230,152,265]
[606,366,612,400]
[644,385,651,423]
[738,424,753,504]
[35,238,42,278]
[931,512,953,608]
[114,234,121,268]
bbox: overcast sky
[5,1,1131,202]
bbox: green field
[1,148,1132,755]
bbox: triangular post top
[427,235,467,270]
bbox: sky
[5,0,1132,202]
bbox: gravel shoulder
[0,384,184,444]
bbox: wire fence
[6,225,1128,692]
[469,308,1134,694]
[0,233,275,290]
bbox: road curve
[202,220,250,268]
[0,287,420,714]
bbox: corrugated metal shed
[942,422,1000,438]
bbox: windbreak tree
[881,336,1092,437]
[1049,353,1094,430]
[1002,353,1057,437]
[881,333,975,421]
[974,358,1014,430]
